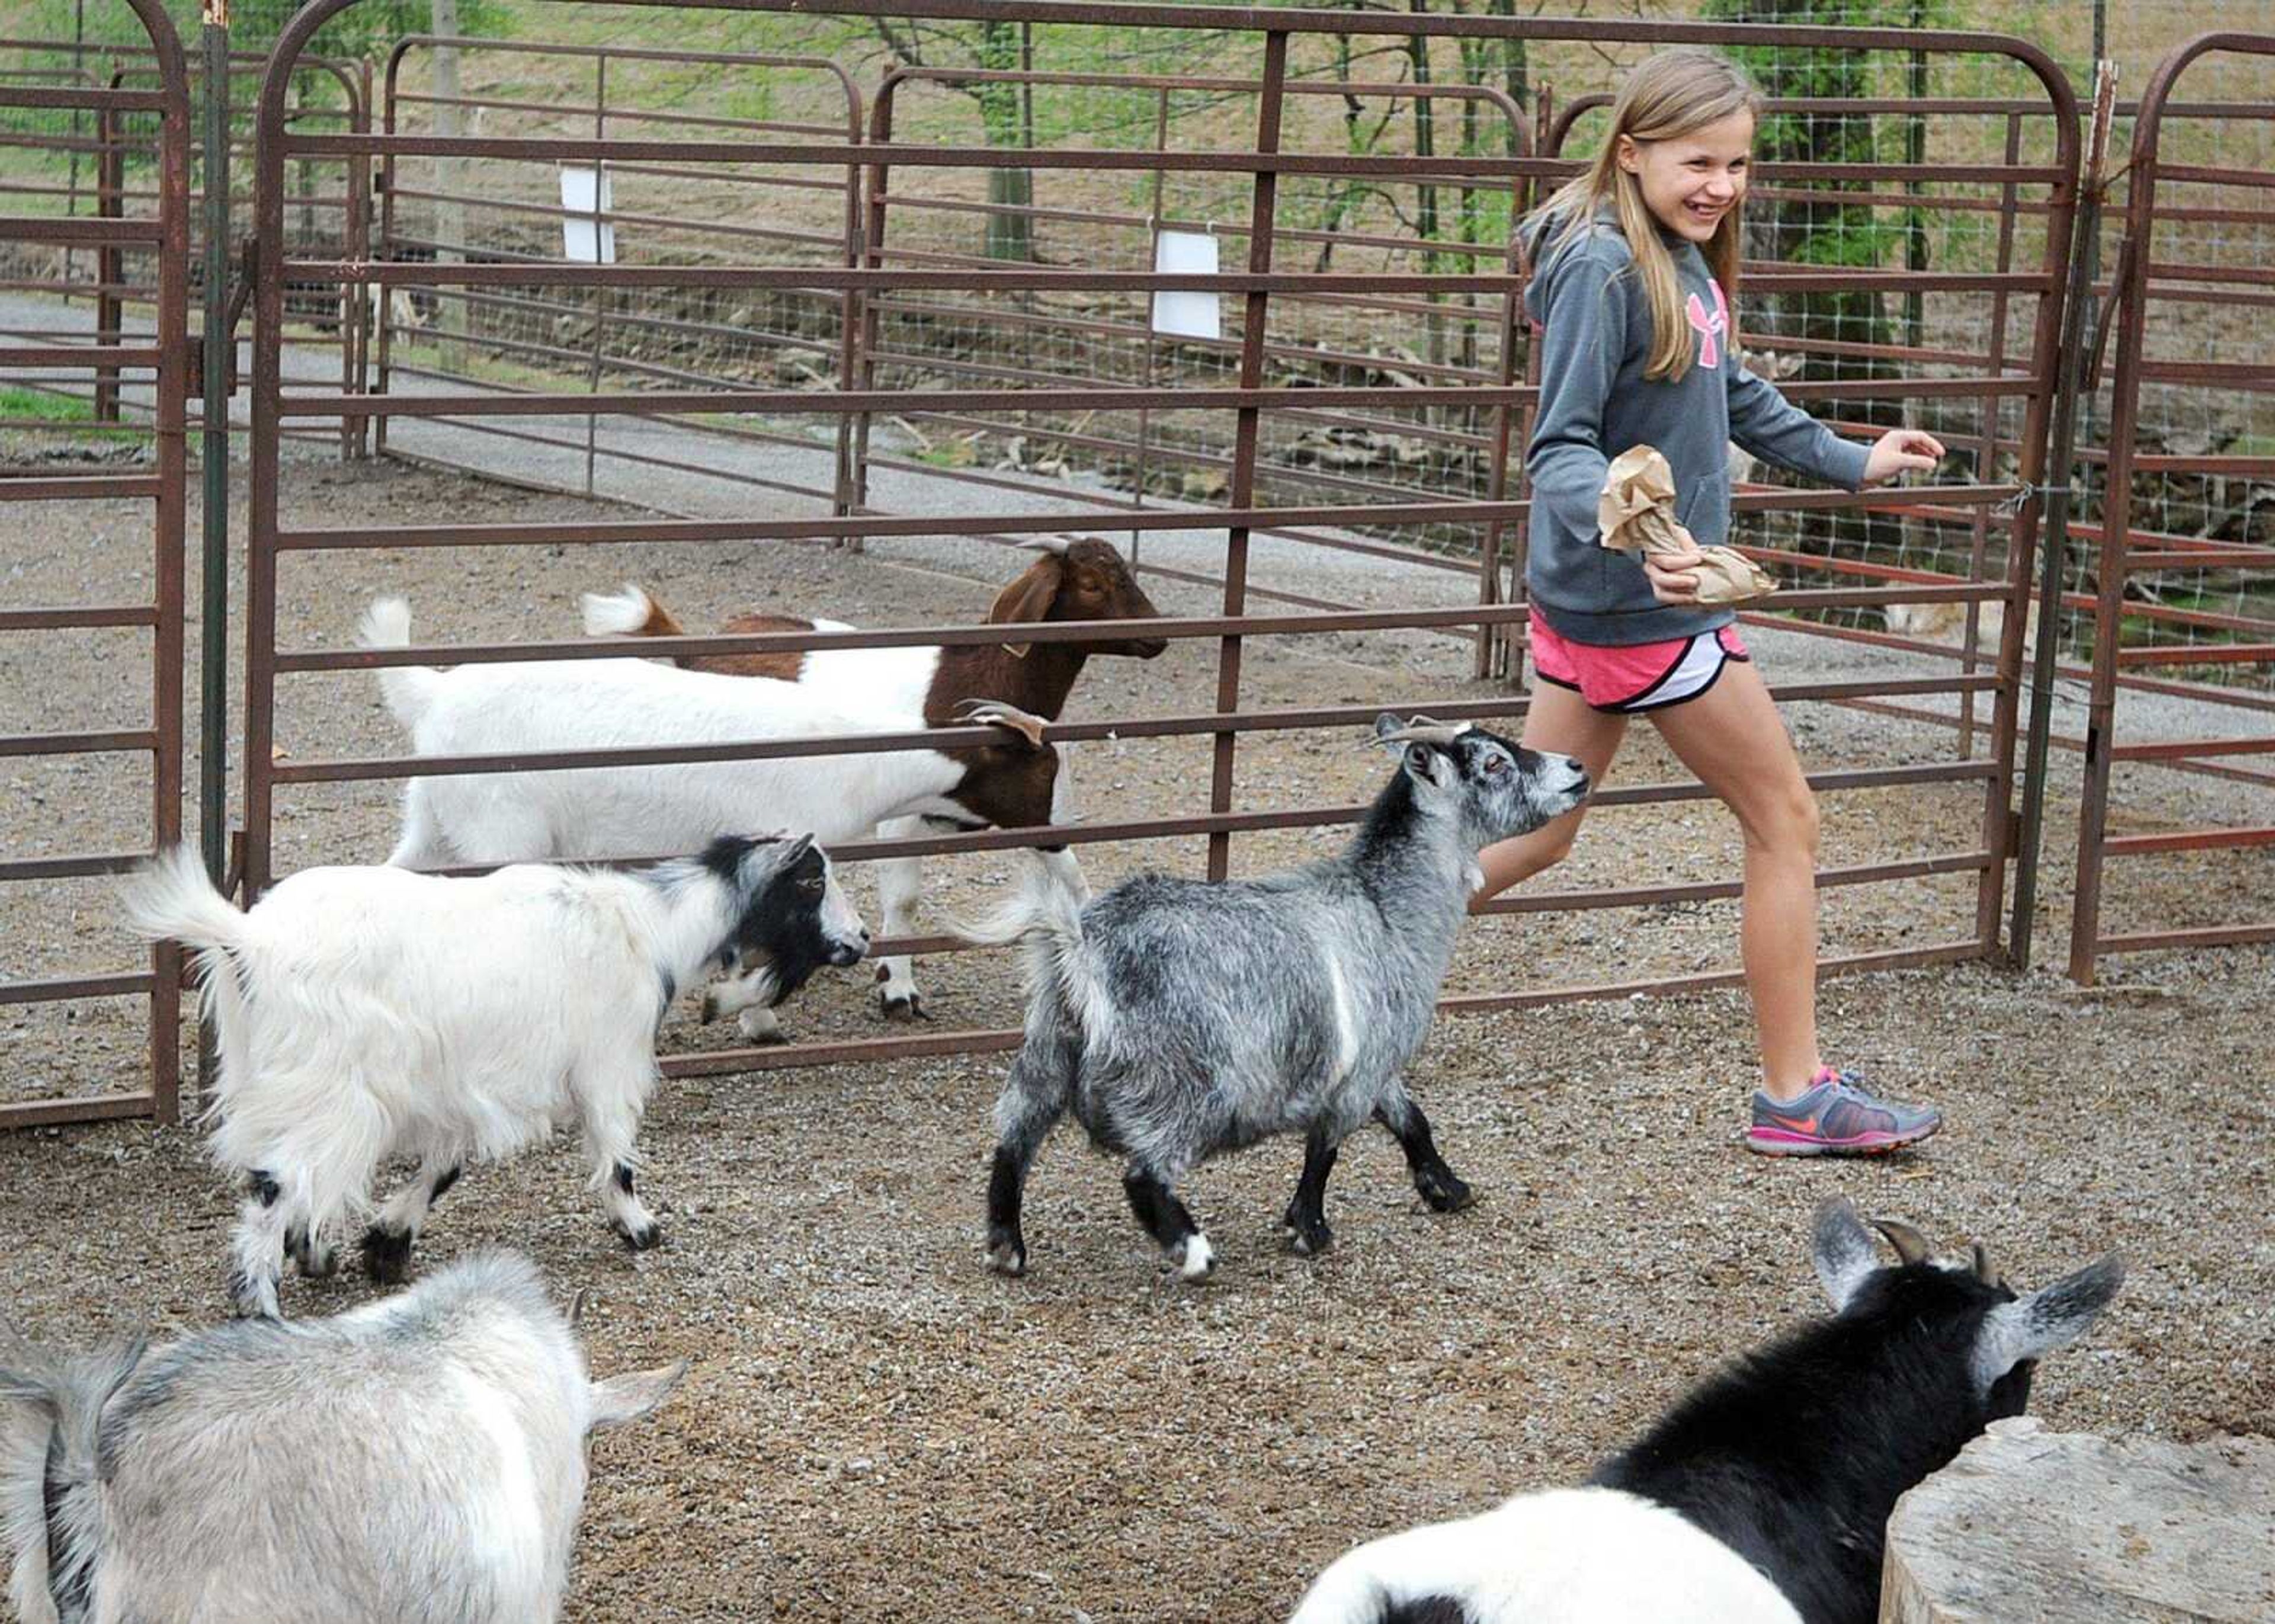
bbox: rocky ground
[2,450,2268,1622]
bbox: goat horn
[569,1287,592,1328]
[1014,536,1073,555]
[1872,1219,1932,1267]
[1376,715,1473,749]
[1971,1242,1998,1286]
[959,699,1049,749]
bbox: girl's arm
[1726,360,1873,489]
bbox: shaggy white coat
[1288,1487,1801,1624]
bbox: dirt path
[2,453,2268,1622]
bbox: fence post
[2009,64,2116,972]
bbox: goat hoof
[1417,1167,1475,1214]
[878,991,929,1023]
[1284,1218,1334,1257]
[984,1234,1027,1277]
[294,1242,340,1280]
[359,1225,415,1286]
[228,1271,281,1320]
[1173,1234,1217,1282]
[618,1220,664,1252]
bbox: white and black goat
[964,715,1589,1281]
[1287,1199,2125,1624]
[119,834,866,1317]
[363,594,1061,1041]
[1,1251,681,1624]
[582,536,1164,1021]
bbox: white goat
[2,1251,680,1624]
[363,595,1068,1040]
[118,834,866,1317]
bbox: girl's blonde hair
[1532,48,1761,382]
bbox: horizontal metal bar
[0,852,153,882]
[0,85,169,112]
[2115,643,2275,668]
[284,258,2048,296]
[0,606,159,631]
[0,1091,161,1129]
[1477,850,1994,917]
[2101,827,2275,857]
[0,973,153,1007]
[0,728,158,759]
[0,346,164,369]
[0,475,166,502]
[280,383,1529,420]
[0,217,163,245]
[1437,940,1988,1017]
[2091,922,2275,957]
[2109,737,2275,763]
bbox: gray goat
[1,1252,681,1624]
[969,715,1589,1280]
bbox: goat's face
[712,834,869,998]
[1811,1198,2123,1415]
[1375,715,1589,845]
[946,736,1065,834]
[992,538,1168,659]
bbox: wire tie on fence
[1994,482,2069,520]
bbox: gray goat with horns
[966,714,1589,1280]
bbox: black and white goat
[1287,1199,2125,1624]
[1,1251,680,1624]
[582,535,1165,1021]
[363,594,1063,1041]
[119,834,866,1317]
[965,715,1589,1280]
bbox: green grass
[0,385,147,441]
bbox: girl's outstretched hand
[1863,428,1945,487]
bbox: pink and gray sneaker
[1746,1066,1941,1158]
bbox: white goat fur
[2,1252,680,1624]
[371,595,1072,1037]
[1289,1487,1800,1624]
[117,841,851,1315]
[580,585,1086,1023]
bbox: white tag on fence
[1151,229,1220,339]
[559,166,617,265]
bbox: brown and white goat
[582,536,1167,1019]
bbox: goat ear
[989,554,1065,657]
[1969,1255,2125,1392]
[1400,743,1453,790]
[1812,1197,1882,1312]
[589,1359,687,1432]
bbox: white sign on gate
[1151,228,1220,339]
[559,165,617,265]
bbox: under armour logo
[1686,280,1729,370]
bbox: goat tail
[581,582,685,640]
[951,852,1098,1022]
[116,845,257,1119]
[0,1328,142,1624]
[356,595,444,732]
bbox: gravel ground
[2,450,2270,1623]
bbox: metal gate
[0,0,188,1126]
[246,2,2078,1078]
[2068,31,2275,980]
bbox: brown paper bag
[1597,445,1777,606]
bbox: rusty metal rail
[0,1,188,1127]
[236,2,2081,1081]
[2068,32,2275,979]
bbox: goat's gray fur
[969,714,1589,1279]
[1,1252,681,1624]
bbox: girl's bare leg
[1648,661,1822,1098]
[1472,683,1629,905]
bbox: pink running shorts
[1529,619,1751,714]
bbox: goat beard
[1598,445,1777,606]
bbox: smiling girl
[1475,47,1947,1157]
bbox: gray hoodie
[1523,214,1872,645]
